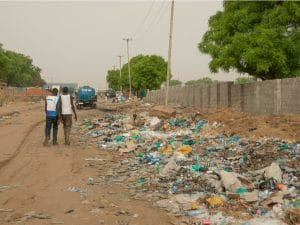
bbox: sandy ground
[0,101,176,225]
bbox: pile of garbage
[77,111,300,225]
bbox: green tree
[235,76,256,84]
[199,1,300,80]
[107,54,167,92]
[130,54,167,91]
[185,77,214,86]
[0,43,45,87]
[169,79,182,86]
[106,69,121,91]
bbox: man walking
[44,88,59,146]
[59,87,77,145]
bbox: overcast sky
[0,1,241,89]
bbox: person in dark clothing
[44,88,59,146]
[58,87,77,145]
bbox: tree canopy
[169,79,182,86]
[185,77,215,86]
[106,54,167,92]
[199,1,300,80]
[0,44,45,87]
[0,43,45,87]
[106,69,120,91]
[235,76,256,84]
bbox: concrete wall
[145,77,300,115]
[0,87,50,106]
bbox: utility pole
[165,0,175,106]
[123,38,132,98]
[118,55,123,92]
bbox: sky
[0,1,241,89]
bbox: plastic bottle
[256,208,266,215]
[289,186,297,197]
[171,185,177,194]
[202,219,211,225]
[185,209,201,217]
[258,190,270,199]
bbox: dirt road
[0,102,176,225]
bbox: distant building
[44,83,78,91]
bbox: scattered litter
[88,177,95,185]
[206,196,224,207]
[85,158,106,161]
[75,109,300,225]
[19,211,51,222]
[0,208,14,212]
[64,209,74,214]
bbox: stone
[159,159,179,177]
[264,162,282,183]
[219,171,242,193]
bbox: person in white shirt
[58,87,77,145]
[44,88,59,146]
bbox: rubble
[75,108,300,225]
[243,218,288,225]
[150,105,176,119]
[219,171,244,193]
[159,158,179,177]
[240,190,259,202]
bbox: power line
[134,2,169,41]
[132,0,156,39]
[154,1,172,26]
[134,1,170,41]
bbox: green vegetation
[106,54,167,92]
[199,1,300,80]
[235,76,256,84]
[169,79,182,86]
[185,77,215,86]
[106,69,120,91]
[0,43,45,87]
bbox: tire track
[0,120,44,170]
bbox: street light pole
[118,55,123,92]
[123,38,132,98]
[165,0,175,106]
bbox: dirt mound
[207,109,300,141]
[177,107,300,141]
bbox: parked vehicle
[106,89,116,98]
[75,86,97,109]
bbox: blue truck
[75,86,97,109]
